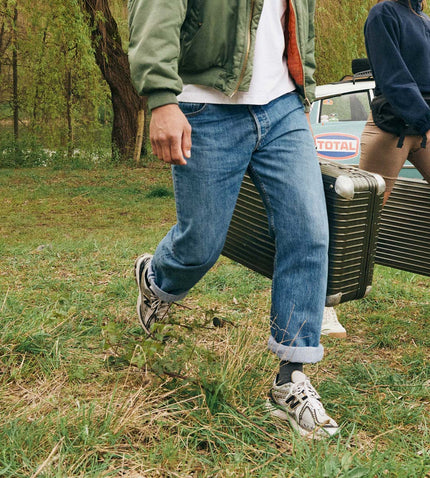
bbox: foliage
[0,132,116,168]
[0,0,379,166]
[1,1,430,164]
[0,0,112,152]
[0,165,429,476]
[315,0,375,83]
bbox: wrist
[148,91,179,111]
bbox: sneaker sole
[265,399,338,439]
[322,330,347,338]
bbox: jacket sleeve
[128,0,187,111]
[365,9,430,134]
[304,0,316,108]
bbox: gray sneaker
[134,254,171,335]
[266,370,339,439]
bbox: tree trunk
[0,22,5,77]
[80,0,146,160]
[65,68,73,155]
[0,0,11,78]
[12,4,18,141]
[32,24,48,126]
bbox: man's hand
[150,104,192,165]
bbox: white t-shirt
[177,0,296,105]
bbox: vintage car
[310,77,423,179]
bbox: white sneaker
[321,307,346,338]
[134,254,171,335]
[266,371,339,439]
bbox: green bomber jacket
[128,0,316,111]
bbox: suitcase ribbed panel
[222,161,384,305]
[222,176,275,278]
[375,178,430,276]
[320,164,383,303]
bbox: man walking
[128,0,339,438]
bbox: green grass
[0,164,429,477]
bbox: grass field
[0,164,429,477]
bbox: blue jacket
[364,0,430,134]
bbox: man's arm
[128,0,191,164]
[128,0,187,110]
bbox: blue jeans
[148,92,329,363]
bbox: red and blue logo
[314,133,360,160]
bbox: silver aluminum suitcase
[376,178,430,276]
[222,160,385,305]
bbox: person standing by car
[360,0,430,204]
[128,0,339,438]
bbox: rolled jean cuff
[268,335,324,363]
[148,264,189,303]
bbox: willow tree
[1,0,110,152]
[0,0,19,140]
[80,0,145,160]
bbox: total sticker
[314,133,360,160]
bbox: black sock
[276,361,303,386]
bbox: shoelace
[150,297,171,321]
[292,379,324,410]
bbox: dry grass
[0,165,429,477]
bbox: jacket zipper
[230,0,255,97]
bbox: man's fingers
[152,136,187,165]
[150,138,160,159]
[182,126,192,159]
[161,147,172,163]
[170,139,187,165]
[158,135,186,164]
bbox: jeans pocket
[179,102,207,117]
